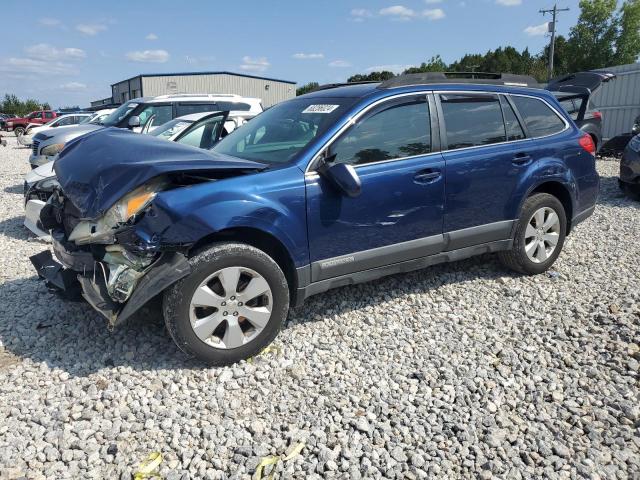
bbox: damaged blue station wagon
[31,73,599,365]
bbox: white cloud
[379,5,416,19]
[76,23,108,36]
[25,44,86,61]
[60,82,87,91]
[524,22,550,36]
[351,8,373,21]
[496,0,522,6]
[366,64,414,73]
[146,33,158,40]
[39,18,62,27]
[126,49,170,63]
[422,8,445,20]
[425,0,442,3]
[292,53,324,60]
[378,5,445,20]
[0,58,75,76]
[329,60,352,68]
[240,56,270,72]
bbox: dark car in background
[547,71,616,153]
[619,134,640,199]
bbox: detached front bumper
[24,199,50,239]
[30,236,191,328]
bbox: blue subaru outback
[31,73,599,365]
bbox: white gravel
[0,134,638,479]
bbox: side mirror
[317,157,361,198]
[128,115,141,128]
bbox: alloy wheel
[524,207,561,263]
[189,266,273,349]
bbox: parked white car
[28,94,261,168]
[26,113,92,136]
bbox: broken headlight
[41,143,65,156]
[34,177,59,191]
[68,178,165,245]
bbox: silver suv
[28,93,263,168]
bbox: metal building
[591,62,640,140]
[106,71,296,108]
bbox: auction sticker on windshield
[302,105,340,114]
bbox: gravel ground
[0,134,638,480]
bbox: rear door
[438,92,529,248]
[305,94,446,281]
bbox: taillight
[579,133,596,156]
[592,111,602,120]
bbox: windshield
[80,114,96,124]
[211,98,356,164]
[101,102,139,127]
[150,119,194,140]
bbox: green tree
[566,0,619,71]
[403,55,448,74]
[347,71,395,82]
[614,0,640,65]
[1,94,50,116]
[296,82,319,96]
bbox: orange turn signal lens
[125,192,154,218]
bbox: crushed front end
[29,127,267,328]
[30,186,191,328]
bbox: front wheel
[14,127,25,137]
[163,243,289,365]
[499,193,567,275]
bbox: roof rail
[378,72,541,89]
[153,93,241,99]
[311,81,379,92]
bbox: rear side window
[511,96,566,138]
[440,94,506,150]
[500,97,525,141]
[176,103,219,116]
[44,112,54,119]
[331,97,431,166]
[559,97,579,120]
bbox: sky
[0,0,585,108]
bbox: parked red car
[3,110,57,136]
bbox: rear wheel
[163,243,289,365]
[14,126,25,137]
[499,193,567,275]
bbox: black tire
[498,193,567,275]
[163,243,289,365]
[14,127,25,137]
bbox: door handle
[414,170,441,184]
[512,153,532,165]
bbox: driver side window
[331,97,431,166]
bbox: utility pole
[540,4,569,81]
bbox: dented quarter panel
[133,165,310,267]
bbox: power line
[540,4,570,81]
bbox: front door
[305,94,445,282]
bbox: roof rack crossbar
[378,72,541,89]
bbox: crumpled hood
[54,127,267,219]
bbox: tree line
[297,0,640,95]
[1,94,51,117]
